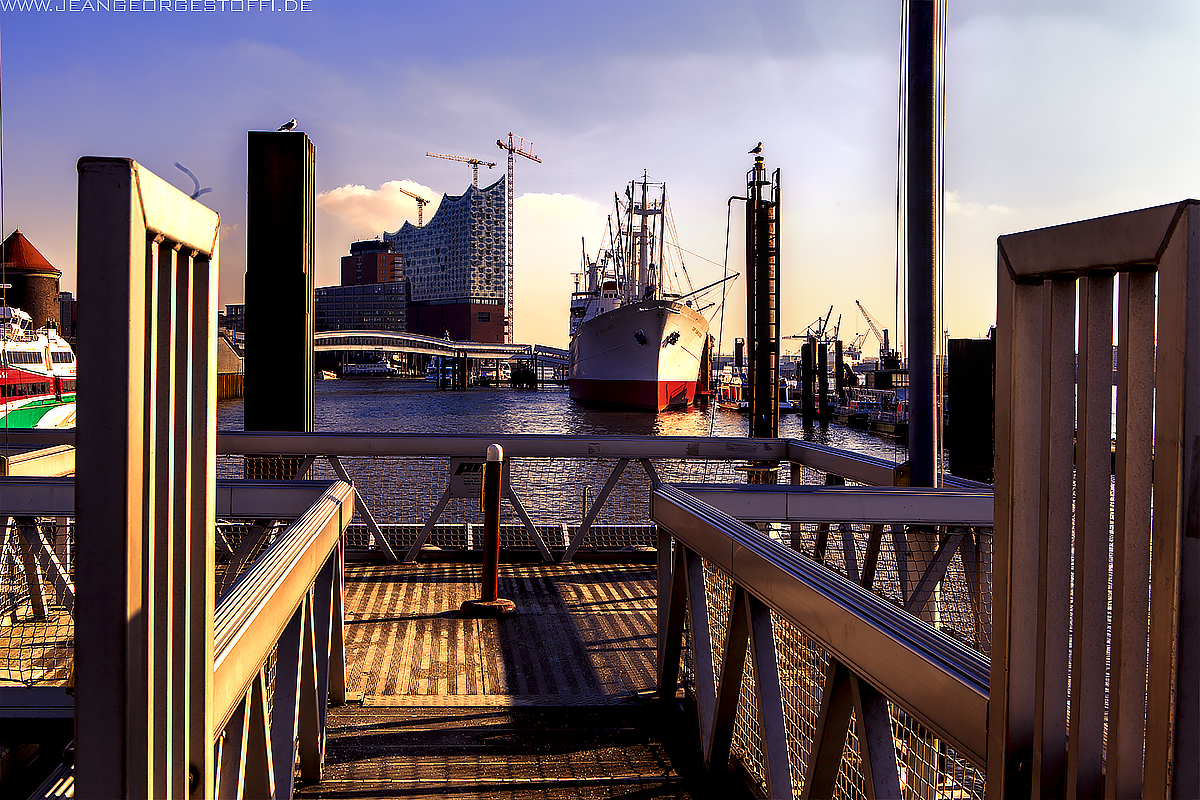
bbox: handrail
[0,477,348,520]
[212,480,353,733]
[0,430,959,490]
[652,483,989,765]
[676,483,993,525]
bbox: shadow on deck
[297,562,752,799]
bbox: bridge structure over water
[1,159,1195,800]
[315,330,570,386]
[315,329,569,365]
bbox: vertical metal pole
[907,0,938,487]
[745,157,780,440]
[801,340,815,423]
[461,445,515,616]
[818,341,829,425]
[835,339,844,395]
[481,448,501,601]
[245,131,315,478]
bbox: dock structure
[0,158,1196,799]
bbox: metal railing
[1,478,353,800]
[653,483,991,800]
[993,199,1199,798]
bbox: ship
[569,175,711,411]
[1,306,77,429]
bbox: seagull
[174,162,212,200]
[749,142,763,154]
[277,119,297,132]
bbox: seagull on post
[277,119,297,132]
[749,142,763,154]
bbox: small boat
[1,306,77,429]
[316,370,337,380]
[715,366,796,414]
[341,359,397,378]
[715,367,747,412]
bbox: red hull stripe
[570,379,698,412]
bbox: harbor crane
[855,300,895,358]
[783,305,836,342]
[496,132,542,343]
[425,152,497,188]
[395,186,429,226]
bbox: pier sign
[448,457,510,499]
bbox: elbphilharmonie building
[384,177,506,343]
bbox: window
[478,312,491,323]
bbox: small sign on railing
[447,456,510,503]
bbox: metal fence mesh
[683,550,985,799]
[1,517,75,686]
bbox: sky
[1,0,1197,352]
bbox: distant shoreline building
[1,230,61,331]
[384,178,505,343]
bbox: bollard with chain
[460,444,516,616]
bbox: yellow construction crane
[425,152,497,188]
[396,186,429,226]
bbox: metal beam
[677,484,993,526]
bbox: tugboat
[569,174,711,412]
[1,306,77,429]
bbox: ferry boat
[1,306,77,429]
[342,359,397,378]
[569,175,710,411]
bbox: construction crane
[396,186,429,226]
[855,300,893,357]
[496,132,542,343]
[425,152,497,188]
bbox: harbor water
[217,378,913,464]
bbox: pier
[1,158,1195,800]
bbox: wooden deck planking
[341,562,658,705]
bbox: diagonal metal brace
[505,485,553,562]
[562,457,630,563]
[327,455,396,563]
[404,485,453,562]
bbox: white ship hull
[569,299,708,411]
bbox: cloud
[944,190,1012,218]
[513,193,607,346]
[316,180,442,237]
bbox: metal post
[245,130,315,478]
[460,445,516,616]
[818,341,829,425]
[801,340,815,423]
[75,158,218,798]
[907,0,938,487]
[835,339,844,395]
[745,156,780,441]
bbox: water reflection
[216,379,908,464]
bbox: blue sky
[2,0,1197,349]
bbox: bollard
[460,444,516,616]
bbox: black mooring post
[745,156,780,442]
[818,342,829,425]
[461,445,516,617]
[801,340,816,423]
[834,340,844,395]
[245,130,315,478]
[907,0,937,488]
